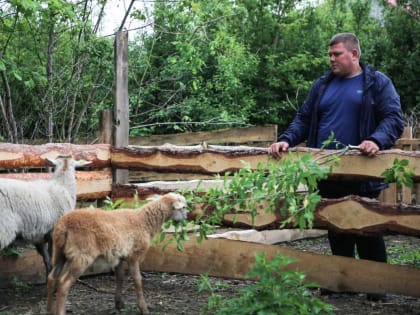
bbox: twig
[76,278,114,294]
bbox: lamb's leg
[55,261,86,315]
[46,254,67,314]
[114,261,125,310]
[46,265,59,314]
[128,259,149,315]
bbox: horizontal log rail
[113,183,420,236]
[111,145,420,182]
[0,143,111,168]
[0,170,112,200]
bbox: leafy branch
[381,158,415,189]
[185,149,340,243]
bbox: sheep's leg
[128,259,149,315]
[35,241,52,280]
[114,261,126,310]
[45,232,53,261]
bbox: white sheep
[0,155,90,277]
[46,192,188,315]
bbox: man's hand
[359,140,380,156]
[268,141,289,158]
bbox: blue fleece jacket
[277,63,404,192]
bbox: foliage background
[0,0,418,142]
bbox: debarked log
[142,236,420,297]
[2,236,419,298]
[0,143,111,168]
[111,145,420,182]
[196,196,420,237]
[0,170,112,200]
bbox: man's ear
[352,48,359,59]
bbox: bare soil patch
[1,235,419,315]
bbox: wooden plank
[379,183,398,204]
[129,125,278,146]
[416,183,420,204]
[111,145,420,182]
[396,139,420,150]
[207,229,327,244]
[402,186,413,204]
[0,143,111,168]
[0,170,112,200]
[128,170,214,182]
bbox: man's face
[328,42,357,77]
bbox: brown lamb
[46,192,188,315]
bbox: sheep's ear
[75,160,92,168]
[45,158,58,166]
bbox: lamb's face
[168,193,188,222]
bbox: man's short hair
[329,33,361,57]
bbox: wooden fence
[0,126,420,297]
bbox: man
[268,33,404,300]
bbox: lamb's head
[163,192,188,222]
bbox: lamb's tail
[46,221,69,308]
[51,222,68,267]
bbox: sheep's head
[46,155,91,171]
[165,192,188,222]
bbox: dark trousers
[318,180,387,263]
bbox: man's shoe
[366,293,390,302]
[320,288,357,296]
[319,288,335,296]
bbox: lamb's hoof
[367,293,390,302]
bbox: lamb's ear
[172,196,187,210]
[75,160,92,168]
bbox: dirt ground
[1,235,419,315]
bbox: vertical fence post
[114,31,129,184]
[99,110,113,144]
